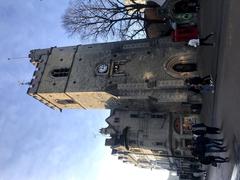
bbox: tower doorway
[173,63,197,72]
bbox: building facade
[101,109,200,173]
[27,37,203,179]
[28,37,200,111]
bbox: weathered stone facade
[28,37,202,179]
[28,37,200,111]
[101,109,200,171]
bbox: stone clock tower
[28,37,200,111]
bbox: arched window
[51,68,69,77]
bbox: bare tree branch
[62,0,165,41]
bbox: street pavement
[197,0,240,179]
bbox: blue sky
[0,0,170,180]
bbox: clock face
[97,64,108,73]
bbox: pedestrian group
[185,75,214,94]
[189,123,229,167]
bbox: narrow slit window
[56,99,77,105]
[51,68,69,77]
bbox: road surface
[198,0,240,179]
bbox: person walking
[188,85,201,94]
[194,135,224,146]
[185,75,212,86]
[192,171,207,178]
[198,156,217,167]
[200,84,215,94]
[186,75,214,94]
[189,142,205,158]
[199,33,215,46]
[191,137,226,156]
[208,156,229,163]
[205,144,227,153]
[199,156,229,166]
[188,33,214,47]
[192,123,221,135]
[207,137,224,145]
[189,164,205,173]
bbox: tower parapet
[28,48,58,109]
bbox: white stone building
[101,109,200,172]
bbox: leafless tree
[62,0,166,40]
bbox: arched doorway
[164,52,199,79]
[173,63,197,72]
